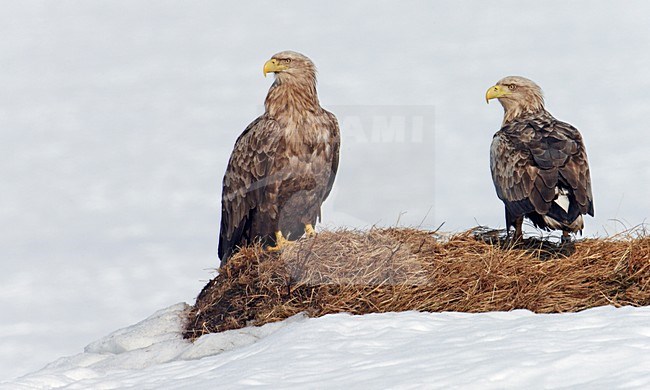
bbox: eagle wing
[218,115,282,261]
[490,118,594,221]
[552,122,594,217]
[321,110,341,204]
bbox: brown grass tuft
[183,228,650,339]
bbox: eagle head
[263,51,316,81]
[486,76,545,124]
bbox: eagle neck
[502,105,547,126]
[503,108,553,128]
[499,90,546,126]
[265,76,320,124]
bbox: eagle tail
[540,186,584,233]
[218,212,254,264]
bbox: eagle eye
[508,84,516,91]
[283,58,292,64]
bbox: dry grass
[183,228,650,339]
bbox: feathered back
[491,113,594,223]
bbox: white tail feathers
[555,187,570,213]
[543,214,583,231]
[542,187,584,232]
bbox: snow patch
[6,304,307,389]
[7,306,650,389]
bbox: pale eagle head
[263,51,317,83]
[486,76,545,124]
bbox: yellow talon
[267,231,291,252]
[305,224,316,238]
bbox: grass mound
[184,228,650,339]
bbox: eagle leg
[513,216,524,242]
[304,224,316,238]
[561,230,571,243]
[267,231,291,252]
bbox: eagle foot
[304,224,316,238]
[267,231,292,252]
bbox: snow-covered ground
[3,0,650,384]
[7,304,650,389]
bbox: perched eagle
[486,76,594,241]
[218,51,340,262]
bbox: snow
[3,0,650,384]
[6,304,650,389]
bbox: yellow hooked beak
[263,59,288,77]
[485,85,507,104]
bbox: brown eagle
[218,51,340,262]
[486,76,594,241]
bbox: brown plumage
[218,51,340,262]
[486,76,594,241]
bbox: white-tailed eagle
[486,76,594,241]
[218,51,340,262]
